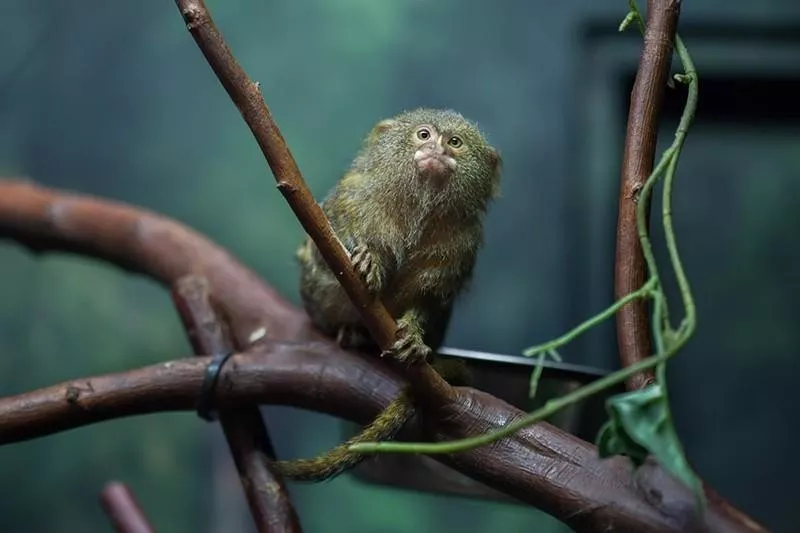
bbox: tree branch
[0,179,764,533]
[99,482,156,533]
[0,179,297,348]
[615,0,680,390]
[0,344,761,533]
[171,276,302,533]
[172,0,448,400]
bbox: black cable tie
[196,351,235,422]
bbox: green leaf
[596,418,649,466]
[596,384,704,506]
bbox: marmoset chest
[378,217,480,314]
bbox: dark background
[1,1,798,532]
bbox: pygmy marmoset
[276,108,501,481]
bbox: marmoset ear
[366,119,398,144]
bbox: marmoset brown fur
[275,108,501,482]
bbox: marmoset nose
[422,140,446,155]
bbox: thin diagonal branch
[171,276,302,533]
[615,0,681,390]
[172,0,449,399]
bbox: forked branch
[0,180,764,533]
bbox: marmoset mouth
[414,153,456,179]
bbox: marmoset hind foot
[382,312,432,363]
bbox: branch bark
[615,0,680,390]
[171,276,302,533]
[0,179,765,533]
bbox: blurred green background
[2,1,799,532]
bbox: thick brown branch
[171,276,301,533]
[615,0,681,390]
[0,344,762,533]
[0,179,289,350]
[172,0,449,399]
[0,180,764,533]
[99,482,156,533]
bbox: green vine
[350,0,703,507]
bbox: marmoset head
[354,108,501,203]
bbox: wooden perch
[0,179,764,533]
